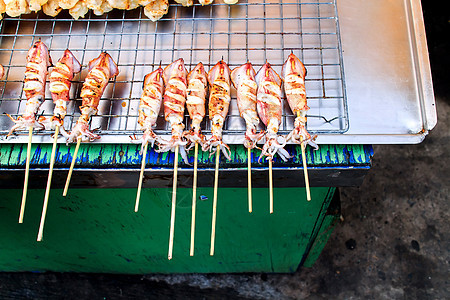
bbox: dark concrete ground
[0,1,448,299]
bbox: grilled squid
[6,40,52,136]
[156,58,189,164]
[230,62,264,149]
[202,60,232,160]
[40,49,81,135]
[66,52,119,143]
[131,67,164,153]
[282,53,318,149]
[183,62,208,149]
[255,63,290,162]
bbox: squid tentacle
[287,117,319,150]
[202,136,231,160]
[156,136,189,165]
[258,133,292,162]
[65,120,100,144]
[130,128,160,154]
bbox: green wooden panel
[0,186,332,273]
[0,143,373,169]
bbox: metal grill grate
[0,0,348,144]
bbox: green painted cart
[0,143,372,273]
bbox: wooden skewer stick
[37,125,60,241]
[168,145,179,260]
[248,147,252,213]
[269,158,273,214]
[189,142,199,256]
[210,145,220,256]
[297,111,311,201]
[63,137,81,197]
[300,136,311,201]
[18,126,33,223]
[135,141,148,212]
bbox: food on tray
[184,62,208,149]
[156,58,189,163]
[66,52,119,142]
[282,53,318,149]
[6,41,52,136]
[42,0,62,16]
[255,63,290,161]
[174,0,192,7]
[202,60,232,160]
[1,0,236,20]
[131,67,164,152]
[143,0,168,21]
[39,50,82,133]
[231,62,264,149]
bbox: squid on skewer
[204,60,232,256]
[184,62,208,148]
[6,40,52,136]
[157,58,188,260]
[66,52,119,143]
[156,58,189,163]
[255,63,290,162]
[7,40,52,223]
[282,53,317,149]
[230,62,264,149]
[132,67,164,212]
[40,49,81,134]
[63,52,118,197]
[231,62,263,213]
[37,49,81,241]
[202,60,232,160]
[131,67,164,152]
[183,62,208,256]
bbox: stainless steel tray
[0,0,436,145]
[325,0,436,144]
[0,0,348,144]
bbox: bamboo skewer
[248,147,252,213]
[269,158,273,214]
[18,126,33,223]
[210,145,220,256]
[300,136,311,201]
[189,142,199,256]
[297,111,311,201]
[37,125,60,241]
[63,137,81,197]
[168,145,179,260]
[135,142,148,212]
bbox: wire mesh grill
[0,0,348,144]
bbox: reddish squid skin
[6,41,52,136]
[281,52,308,120]
[49,49,81,104]
[157,58,189,164]
[66,52,119,143]
[202,60,232,160]
[184,62,208,147]
[230,62,263,149]
[132,67,164,152]
[79,52,119,114]
[255,62,282,128]
[163,58,187,123]
[282,53,318,149]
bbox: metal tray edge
[408,0,437,131]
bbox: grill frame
[0,0,348,144]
